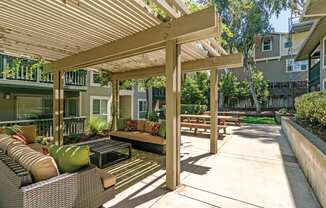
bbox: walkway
[104,125,321,208]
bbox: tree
[212,0,288,112]
[138,76,166,117]
[251,67,269,106]
[182,75,205,105]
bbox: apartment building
[0,54,147,135]
[220,21,313,109]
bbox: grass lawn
[241,116,276,125]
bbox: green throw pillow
[158,120,166,139]
[49,144,90,173]
[117,118,128,131]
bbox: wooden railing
[0,55,87,86]
[0,116,86,137]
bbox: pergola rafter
[44,7,218,72]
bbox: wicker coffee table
[88,139,132,168]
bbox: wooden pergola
[0,0,242,190]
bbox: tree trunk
[244,54,261,113]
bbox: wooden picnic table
[180,114,231,134]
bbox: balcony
[0,55,87,89]
[268,80,308,95]
[0,116,86,137]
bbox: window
[91,97,110,121]
[284,41,292,49]
[16,96,52,119]
[262,39,272,52]
[138,99,147,119]
[286,59,308,72]
[65,97,78,117]
[323,37,326,69]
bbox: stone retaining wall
[281,117,326,208]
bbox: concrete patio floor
[104,125,321,208]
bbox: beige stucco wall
[281,117,326,208]
[80,71,111,124]
[281,31,311,56]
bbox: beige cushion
[28,143,44,153]
[19,125,37,144]
[110,131,166,145]
[96,168,116,189]
[8,144,59,182]
[137,120,146,132]
[0,134,22,153]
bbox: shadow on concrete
[106,173,168,208]
[181,153,212,175]
[106,152,213,208]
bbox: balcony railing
[0,55,87,87]
[0,116,86,137]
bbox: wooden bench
[109,131,166,154]
[181,122,227,134]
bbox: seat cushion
[49,144,90,173]
[7,143,59,182]
[96,168,116,189]
[137,120,146,132]
[28,143,44,153]
[0,134,22,153]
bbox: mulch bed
[295,119,326,142]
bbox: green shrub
[181,104,207,115]
[88,117,109,135]
[295,91,326,127]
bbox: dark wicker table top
[88,139,131,154]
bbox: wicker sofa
[0,126,116,208]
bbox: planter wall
[281,117,326,208]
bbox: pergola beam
[45,7,217,72]
[153,0,222,57]
[110,53,243,80]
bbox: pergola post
[165,39,181,190]
[210,69,218,154]
[53,71,64,146]
[112,80,119,130]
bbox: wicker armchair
[0,159,115,208]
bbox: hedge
[160,104,208,116]
[295,91,326,127]
[181,104,208,115]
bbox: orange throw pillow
[127,120,137,131]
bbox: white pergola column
[210,69,218,154]
[53,71,64,146]
[165,39,181,190]
[112,80,119,131]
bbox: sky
[270,9,292,33]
